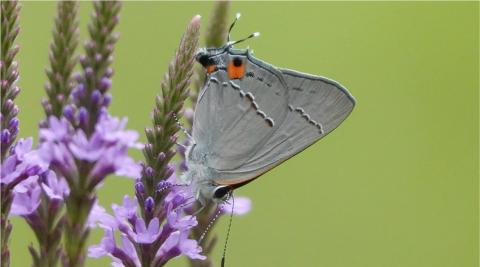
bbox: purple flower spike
[87,13,204,267]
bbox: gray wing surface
[191,57,289,171]
[215,68,355,182]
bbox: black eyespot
[213,186,231,199]
[197,55,211,67]
[233,57,242,67]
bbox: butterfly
[182,14,355,208]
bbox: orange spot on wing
[206,65,216,74]
[228,61,245,79]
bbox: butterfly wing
[190,52,290,172]
[211,66,355,185]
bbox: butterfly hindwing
[212,64,355,185]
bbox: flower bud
[145,197,154,213]
[135,181,145,194]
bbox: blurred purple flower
[38,115,141,189]
[1,138,47,188]
[87,202,117,229]
[220,196,252,216]
[112,195,138,221]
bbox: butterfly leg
[192,203,206,216]
[173,112,196,144]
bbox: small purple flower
[88,230,141,267]
[1,138,47,188]
[134,218,160,244]
[40,170,70,201]
[157,230,206,263]
[10,176,41,217]
[112,195,138,221]
[88,229,116,258]
[39,117,71,143]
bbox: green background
[9,2,478,267]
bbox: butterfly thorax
[182,154,229,206]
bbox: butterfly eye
[213,186,231,200]
[228,56,245,79]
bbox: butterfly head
[194,182,232,206]
[181,162,233,205]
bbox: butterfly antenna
[228,32,260,47]
[221,193,235,267]
[199,206,222,244]
[227,13,241,43]
[157,182,188,193]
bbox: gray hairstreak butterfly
[182,13,355,208]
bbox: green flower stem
[140,15,201,223]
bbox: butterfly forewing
[191,52,289,171]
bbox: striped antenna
[221,193,235,267]
[227,13,241,43]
